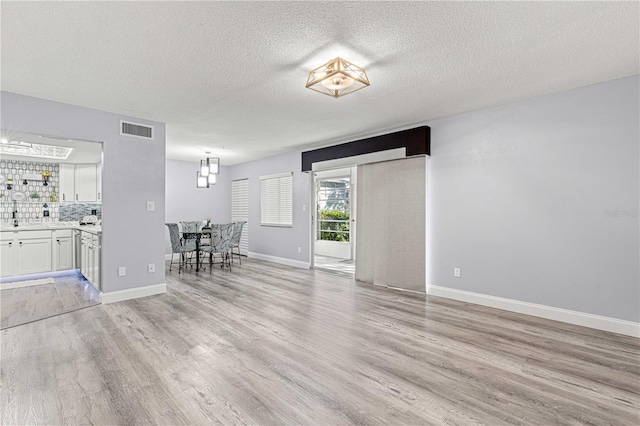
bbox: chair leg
[170,253,173,271]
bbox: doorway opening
[312,167,355,276]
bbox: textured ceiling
[1,1,638,166]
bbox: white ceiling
[1,1,638,166]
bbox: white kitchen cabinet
[80,231,100,290]
[59,163,76,203]
[81,233,90,280]
[53,230,73,271]
[75,164,98,202]
[17,231,52,275]
[0,236,15,277]
[59,163,101,203]
[93,235,101,290]
[1,228,99,281]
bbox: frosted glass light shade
[197,171,209,188]
[208,157,220,174]
[200,159,210,176]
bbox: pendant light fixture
[306,57,370,98]
[196,152,221,188]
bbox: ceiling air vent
[120,120,154,140]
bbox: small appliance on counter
[80,215,99,225]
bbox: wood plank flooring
[1,258,638,425]
[1,273,100,329]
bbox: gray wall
[1,91,166,293]
[229,150,310,264]
[427,76,639,322]
[164,159,231,254]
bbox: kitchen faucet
[12,200,18,227]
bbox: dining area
[165,220,246,273]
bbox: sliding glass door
[312,168,355,275]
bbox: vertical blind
[260,172,293,226]
[231,178,249,254]
[355,157,426,292]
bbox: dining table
[181,227,217,272]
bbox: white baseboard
[248,252,310,269]
[1,277,55,290]
[100,282,166,304]
[428,285,639,338]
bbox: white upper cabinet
[59,163,102,203]
[59,163,76,203]
[75,164,97,202]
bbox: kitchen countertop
[77,225,102,235]
[0,222,102,234]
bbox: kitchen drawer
[18,230,52,240]
[53,229,72,238]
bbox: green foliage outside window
[318,210,350,242]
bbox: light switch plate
[453,267,461,278]
[119,266,126,277]
[146,201,155,212]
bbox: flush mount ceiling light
[0,140,73,159]
[306,57,370,98]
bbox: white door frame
[310,167,355,268]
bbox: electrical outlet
[453,267,461,278]
[118,266,126,277]
[148,263,156,273]
[297,246,301,253]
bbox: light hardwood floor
[1,258,638,425]
[1,273,100,329]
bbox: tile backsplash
[0,159,61,221]
[0,159,101,223]
[0,159,60,202]
[0,202,60,222]
[59,203,102,221]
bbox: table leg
[196,237,201,271]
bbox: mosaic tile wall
[0,159,102,223]
[0,159,61,222]
[0,202,60,222]
[59,203,102,221]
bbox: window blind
[231,179,249,254]
[260,172,293,226]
